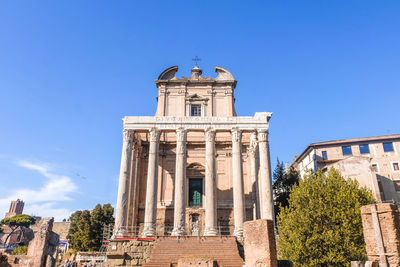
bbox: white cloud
[27,203,73,221]
[0,160,78,221]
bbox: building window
[342,145,352,156]
[191,104,202,116]
[371,164,379,173]
[322,151,327,160]
[383,142,394,152]
[393,162,400,172]
[359,144,370,154]
[189,179,203,207]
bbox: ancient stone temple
[114,65,273,240]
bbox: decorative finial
[192,56,201,66]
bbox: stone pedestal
[243,219,277,267]
[360,203,400,266]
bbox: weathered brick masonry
[243,219,277,267]
[360,203,400,266]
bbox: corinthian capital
[149,128,161,142]
[205,128,216,143]
[257,129,269,142]
[231,127,242,143]
[176,127,187,142]
[122,129,133,142]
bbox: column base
[112,226,126,239]
[142,227,156,238]
[204,227,218,236]
[234,228,243,239]
[171,227,186,236]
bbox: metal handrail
[112,224,235,239]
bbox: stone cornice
[123,112,272,132]
[156,79,237,88]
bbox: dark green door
[189,179,203,207]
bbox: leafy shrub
[277,169,375,266]
[11,246,28,255]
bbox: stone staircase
[142,236,244,267]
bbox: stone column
[114,129,133,236]
[172,128,187,236]
[128,147,141,229]
[258,129,273,220]
[204,128,218,236]
[249,131,260,220]
[142,128,161,237]
[231,127,245,238]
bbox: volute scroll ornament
[257,129,269,143]
[231,127,242,143]
[176,128,187,142]
[149,128,161,142]
[122,129,134,143]
[205,127,216,142]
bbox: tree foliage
[272,159,299,217]
[11,245,28,255]
[1,214,36,244]
[89,204,114,250]
[67,203,114,251]
[277,169,375,266]
[1,214,36,229]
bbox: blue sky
[1,1,399,221]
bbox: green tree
[67,204,114,251]
[89,204,114,250]
[277,169,375,266]
[1,214,36,244]
[272,159,299,218]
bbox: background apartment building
[293,134,400,203]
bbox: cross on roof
[192,56,201,66]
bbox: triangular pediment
[187,94,207,100]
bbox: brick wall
[360,203,400,265]
[243,219,277,267]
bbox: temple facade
[114,65,273,238]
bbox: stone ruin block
[360,203,400,266]
[243,219,277,267]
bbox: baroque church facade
[114,65,273,238]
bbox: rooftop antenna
[192,56,201,66]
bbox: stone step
[142,236,244,267]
